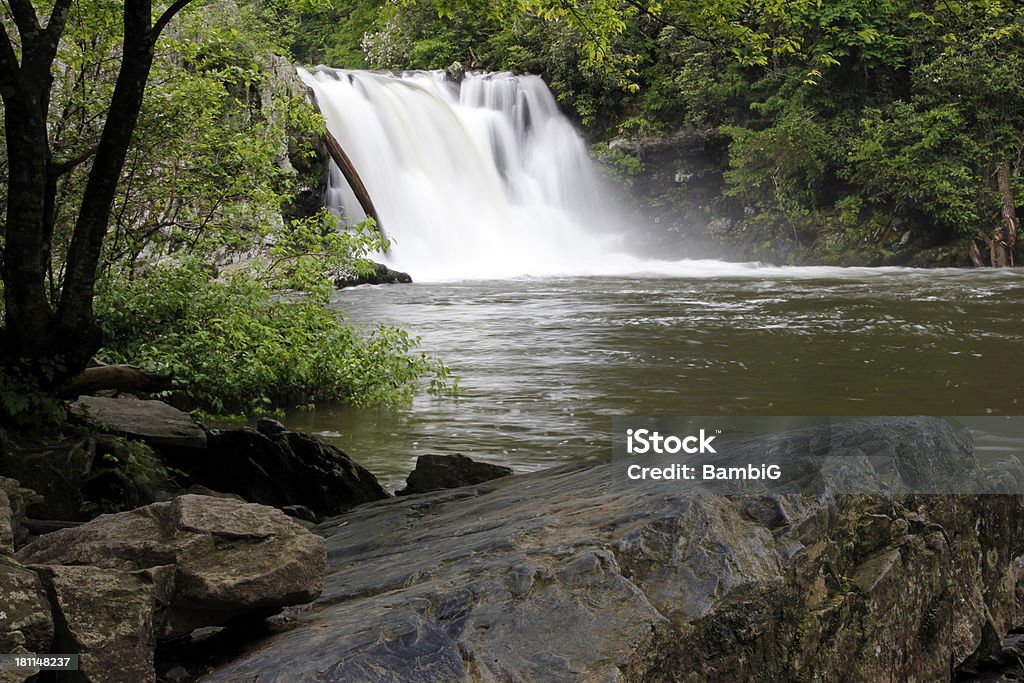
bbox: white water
[299,67,695,280]
[299,67,1023,283]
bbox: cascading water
[300,67,656,280]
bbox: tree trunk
[969,240,984,268]
[0,0,74,368]
[1,0,194,388]
[0,94,59,359]
[56,1,159,364]
[992,160,1017,268]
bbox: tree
[0,0,194,385]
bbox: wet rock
[32,565,155,683]
[397,453,513,496]
[334,262,412,289]
[71,397,206,450]
[906,242,974,268]
[195,428,388,518]
[255,417,287,436]
[445,61,466,83]
[201,418,1024,683]
[282,505,318,523]
[0,557,53,656]
[16,494,325,640]
[606,126,734,260]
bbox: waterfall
[300,67,645,281]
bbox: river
[279,269,1024,489]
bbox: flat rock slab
[201,417,1024,683]
[71,396,206,449]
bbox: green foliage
[591,142,643,186]
[286,0,385,67]
[846,103,985,236]
[0,361,69,428]
[94,257,455,414]
[35,0,328,291]
[257,211,385,294]
[723,109,835,215]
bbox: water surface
[280,269,1024,488]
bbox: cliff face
[204,418,1024,682]
[605,128,978,268]
[604,127,739,262]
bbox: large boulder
[31,565,155,683]
[194,424,388,518]
[397,453,513,496]
[16,494,325,640]
[201,417,1024,682]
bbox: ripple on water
[312,274,1024,488]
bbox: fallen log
[59,363,174,398]
[308,94,387,247]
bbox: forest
[1,0,1022,420]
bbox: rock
[163,666,192,683]
[605,127,733,261]
[334,262,412,289]
[201,417,1024,682]
[0,557,53,656]
[445,61,466,83]
[32,565,155,683]
[1,435,170,522]
[0,478,32,554]
[281,505,318,523]
[0,439,93,521]
[71,397,206,450]
[173,485,246,502]
[255,417,287,436]
[906,241,974,268]
[16,495,325,640]
[397,454,513,496]
[192,428,388,518]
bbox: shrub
[95,258,454,414]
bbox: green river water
[278,269,1024,489]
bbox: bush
[94,258,454,414]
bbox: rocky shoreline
[2,408,1024,681]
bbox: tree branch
[0,23,20,90]
[44,0,74,46]
[52,145,99,177]
[152,0,194,42]
[7,0,40,37]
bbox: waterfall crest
[300,67,649,280]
